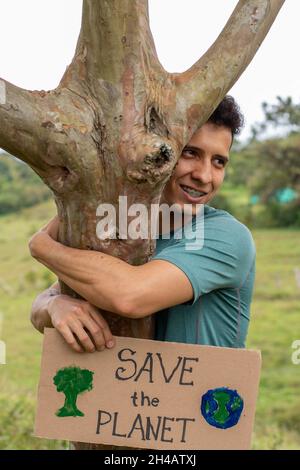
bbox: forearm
[31,282,60,333]
[29,234,137,316]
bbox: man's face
[162,122,232,214]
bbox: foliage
[209,192,233,214]
[251,96,300,137]
[54,366,94,394]
[243,134,300,205]
[253,201,300,229]
[221,97,300,228]
[0,153,51,215]
[0,392,68,450]
[54,366,94,417]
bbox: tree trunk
[0,0,285,449]
[57,391,83,417]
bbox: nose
[191,159,213,185]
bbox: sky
[0,0,299,140]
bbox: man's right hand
[48,295,115,353]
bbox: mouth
[180,184,208,202]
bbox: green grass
[0,200,66,449]
[247,230,300,449]
[0,201,300,449]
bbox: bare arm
[29,232,193,318]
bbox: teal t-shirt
[152,205,256,348]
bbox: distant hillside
[0,153,51,215]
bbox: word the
[130,391,159,407]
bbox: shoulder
[202,205,255,254]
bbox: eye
[182,147,197,158]
[213,156,228,168]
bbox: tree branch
[0,79,50,166]
[62,0,163,88]
[0,79,100,195]
[0,79,70,170]
[174,0,285,139]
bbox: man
[29,96,255,352]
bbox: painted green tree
[53,366,94,417]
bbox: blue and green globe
[201,387,244,429]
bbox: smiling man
[163,122,230,210]
[29,96,255,353]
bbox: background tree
[251,96,300,138]
[223,96,300,228]
[247,134,300,204]
[250,97,300,226]
[0,154,51,215]
[53,366,94,417]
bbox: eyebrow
[182,145,229,162]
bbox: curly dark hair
[208,95,244,136]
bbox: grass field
[0,200,300,449]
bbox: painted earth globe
[201,387,244,429]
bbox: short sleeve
[152,214,256,305]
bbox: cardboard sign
[35,329,261,450]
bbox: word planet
[201,387,244,429]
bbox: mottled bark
[0,0,285,449]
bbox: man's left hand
[39,215,60,241]
[29,216,60,259]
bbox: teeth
[181,185,205,198]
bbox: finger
[40,216,58,232]
[89,310,115,349]
[56,324,84,353]
[71,320,96,353]
[41,216,60,240]
[80,316,106,351]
